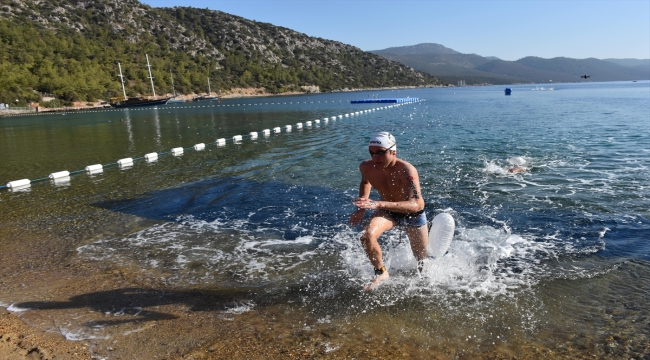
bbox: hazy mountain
[372,43,649,85]
[0,0,444,104]
[603,59,650,68]
[372,43,461,56]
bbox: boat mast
[146,54,157,100]
[118,62,127,100]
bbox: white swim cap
[369,132,396,151]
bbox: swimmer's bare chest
[366,169,409,202]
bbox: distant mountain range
[371,43,650,85]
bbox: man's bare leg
[360,215,395,290]
[406,224,429,272]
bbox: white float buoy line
[2,100,423,191]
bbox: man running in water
[349,132,428,290]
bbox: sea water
[0,81,648,357]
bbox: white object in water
[285,125,292,131]
[49,170,70,179]
[330,116,336,121]
[508,156,526,166]
[85,164,103,174]
[144,153,158,162]
[338,115,343,119]
[273,127,281,133]
[345,113,349,117]
[296,123,303,129]
[216,138,226,146]
[262,129,271,136]
[171,147,184,156]
[233,135,243,142]
[6,179,30,189]
[305,121,312,127]
[314,119,320,124]
[249,132,258,139]
[118,158,133,167]
[428,213,455,259]
[194,143,205,151]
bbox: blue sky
[141,0,650,61]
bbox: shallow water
[1,82,649,358]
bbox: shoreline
[1,84,446,116]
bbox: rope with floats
[2,100,421,191]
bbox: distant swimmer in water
[581,75,590,79]
[349,132,429,291]
[507,156,527,173]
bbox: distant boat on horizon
[111,97,170,108]
[166,70,186,104]
[193,77,219,101]
[111,55,170,108]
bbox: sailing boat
[165,70,185,104]
[193,77,219,101]
[110,54,170,108]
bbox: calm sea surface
[1,82,648,358]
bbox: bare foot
[363,271,389,291]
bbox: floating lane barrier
[1,100,420,191]
[117,158,134,168]
[144,153,158,162]
[6,179,31,190]
[49,170,70,180]
[350,97,419,104]
[85,164,103,174]
[3,96,407,119]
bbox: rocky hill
[372,43,650,85]
[0,0,444,105]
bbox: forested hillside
[0,0,444,105]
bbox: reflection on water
[1,83,649,358]
[153,108,161,148]
[124,110,134,152]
